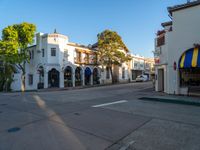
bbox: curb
[139,97,200,107]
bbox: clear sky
[0,0,187,57]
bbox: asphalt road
[0,82,200,150]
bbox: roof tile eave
[168,0,200,15]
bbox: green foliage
[2,22,36,65]
[0,41,18,91]
[0,63,15,91]
[97,30,131,67]
[0,22,36,91]
[0,41,19,63]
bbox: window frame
[42,49,45,57]
[51,48,56,57]
[28,74,33,85]
[122,67,125,79]
[106,67,110,79]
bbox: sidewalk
[138,94,200,107]
[0,81,133,95]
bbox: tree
[97,30,132,83]
[0,41,18,91]
[2,22,36,91]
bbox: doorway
[93,68,100,85]
[75,67,82,86]
[158,68,164,92]
[64,66,73,87]
[85,67,92,85]
[48,68,59,88]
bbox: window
[85,53,89,64]
[140,63,144,68]
[51,48,56,56]
[42,49,44,57]
[94,54,98,64]
[106,67,110,79]
[28,74,33,85]
[180,68,200,87]
[122,67,125,79]
[134,61,138,68]
[157,35,165,47]
[147,63,150,67]
[145,63,150,69]
[76,51,81,62]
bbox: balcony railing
[74,57,98,65]
[74,57,82,64]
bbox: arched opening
[179,48,200,94]
[85,67,92,85]
[64,66,73,87]
[37,66,44,89]
[75,67,82,86]
[48,68,60,88]
[93,68,100,85]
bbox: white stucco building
[130,54,154,81]
[154,0,200,95]
[11,31,130,91]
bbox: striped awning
[179,48,200,68]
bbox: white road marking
[92,100,128,108]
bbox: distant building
[130,54,154,81]
[11,32,130,91]
[154,0,200,95]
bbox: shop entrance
[157,68,164,92]
[180,68,200,95]
[48,69,59,88]
[179,47,200,95]
[75,67,82,86]
[85,67,92,85]
[64,66,73,87]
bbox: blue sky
[0,0,187,57]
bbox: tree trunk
[21,73,25,92]
[109,66,114,84]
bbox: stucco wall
[167,5,200,94]
[11,32,131,91]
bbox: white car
[136,75,148,82]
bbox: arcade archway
[64,66,73,87]
[93,68,100,85]
[179,48,200,94]
[75,67,82,86]
[48,68,60,88]
[85,67,92,85]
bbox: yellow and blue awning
[179,48,200,68]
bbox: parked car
[136,75,148,82]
